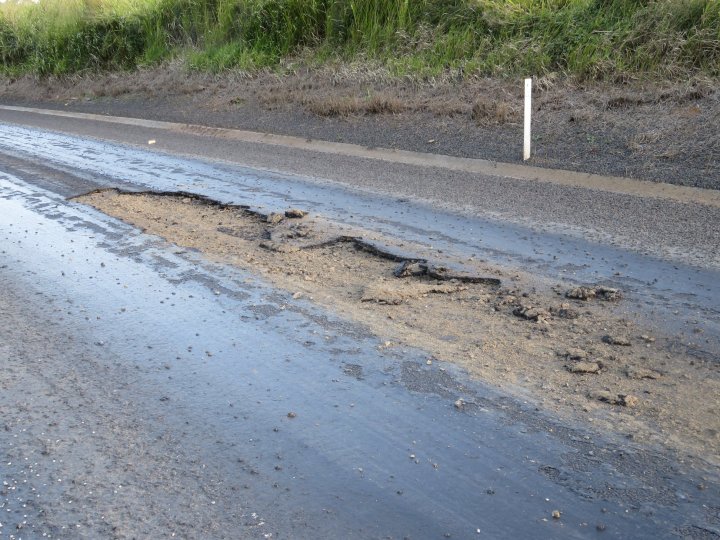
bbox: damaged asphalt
[0,121,719,539]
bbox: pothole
[72,188,720,462]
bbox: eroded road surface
[0,119,719,539]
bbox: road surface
[0,111,718,539]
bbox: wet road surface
[0,123,718,351]
[0,123,719,538]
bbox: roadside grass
[302,93,407,116]
[1,0,719,79]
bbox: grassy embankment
[0,0,718,79]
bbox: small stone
[292,292,303,299]
[393,261,426,278]
[266,213,284,224]
[513,305,550,322]
[589,390,638,407]
[625,367,661,380]
[567,361,600,374]
[589,390,616,404]
[564,348,588,360]
[454,399,465,410]
[566,286,621,301]
[556,306,580,319]
[426,359,433,365]
[287,412,297,418]
[596,287,622,301]
[285,208,307,219]
[619,394,639,407]
[603,335,631,346]
[552,510,561,519]
[566,287,595,301]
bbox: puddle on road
[74,188,720,462]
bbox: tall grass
[1,0,719,78]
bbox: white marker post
[523,77,532,161]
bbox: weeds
[304,94,406,116]
[1,0,719,79]
[471,97,517,125]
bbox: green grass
[1,0,719,79]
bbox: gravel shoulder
[1,66,718,189]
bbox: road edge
[2,103,719,208]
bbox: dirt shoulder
[76,189,720,467]
[1,65,719,189]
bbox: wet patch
[674,526,720,540]
[342,363,364,380]
[400,361,469,399]
[151,254,181,269]
[246,303,284,320]
[167,270,252,302]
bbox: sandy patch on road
[76,189,720,464]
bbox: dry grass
[304,94,406,117]
[471,97,518,125]
[424,99,468,117]
[627,130,665,153]
[605,78,716,110]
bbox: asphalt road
[0,106,718,270]
[0,114,719,539]
[0,112,717,351]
